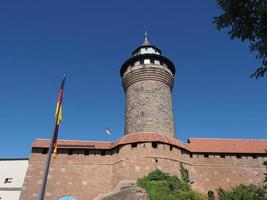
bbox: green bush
[137,170,205,200]
[180,163,190,184]
[217,184,267,200]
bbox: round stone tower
[120,35,176,137]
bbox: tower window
[144,59,150,64]
[236,155,242,159]
[154,60,160,65]
[152,142,158,149]
[169,145,173,151]
[135,61,140,66]
[151,59,155,64]
[204,154,209,158]
[220,154,225,158]
[252,155,258,159]
[140,60,144,64]
[190,153,193,158]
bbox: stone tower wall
[122,65,176,137]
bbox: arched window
[207,191,215,200]
[58,195,76,200]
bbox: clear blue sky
[0,0,266,158]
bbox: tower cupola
[121,35,176,137]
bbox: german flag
[52,75,66,158]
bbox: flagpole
[38,124,59,200]
[38,75,66,200]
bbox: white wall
[0,159,28,200]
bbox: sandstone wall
[20,142,266,200]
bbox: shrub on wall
[217,184,267,200]
[137,169,205,200]
[180,163,190,184]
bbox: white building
[0,158,28,200]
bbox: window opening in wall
[190,153,193,158]
[68,149,73,155]
[207,191,215,200]
[152,142,158,149]
[101,150,106,156]
[4,178,12,184]
[141,111,144,116]
[84,150,89,155]
[236,154,242,159]
[204,154,209,158]
[220,154,225,158]
[252,154,258,159]
[155,158,158,163]
[151,59,155,64]
[169,145,173,151]
[131,143,137,148]
[42,148,48,154]
[115,147,120,153]
[181,150,184,155]
[140,60,144,64]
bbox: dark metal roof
[132,45,162,56]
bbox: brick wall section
[20,138,267,199]
[122,65,176,137]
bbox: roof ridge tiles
[189,137,267,141]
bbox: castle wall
[20,142,266,199]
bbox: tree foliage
[137,170,206,200]
[217,184,267,200]
[214,0,267,78]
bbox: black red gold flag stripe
[38,75,66,200]
[52,75,66,158]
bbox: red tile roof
[188,138,267,154]
[32,133,267,154]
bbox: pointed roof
[132,35,161,56]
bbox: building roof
[188,138,267,154]
[32,133,267,154]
